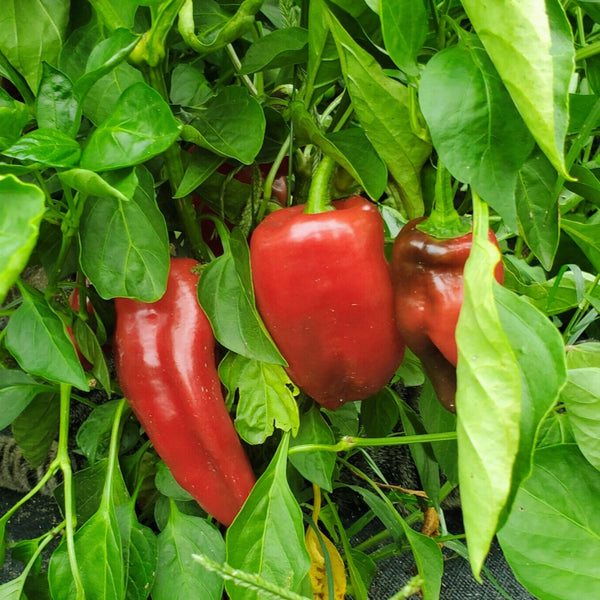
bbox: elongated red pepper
[250,194,404,411]
[391,217,504,412]
[114,258,255,526]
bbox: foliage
[1,0,600,599]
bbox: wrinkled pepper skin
[391,218,504,412]
[114,258,255,526]
[250,197,405,411]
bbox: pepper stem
[305,155,337,214]
[417,160,471,239]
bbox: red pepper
[250,195,405,411]
[390,217,504,412]
[114,258,255,526]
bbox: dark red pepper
[114,258,255,526]
[250,189,404,411]
[390,217,504,412]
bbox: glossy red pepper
[250,197,405,411]
[114,258,255,526]
[391,217,504,412]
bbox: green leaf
[5,288,89,390]
[0,175,44,305]
[567,342,600,369]
[12,391,59,469]
[3,128,81,168]
[419,36,534,231]
[561,368,600,470]
[225,434,311,600]
[323,0,431,217]
[498,444,600,600]
[288,406,336,491]
[494,284,568,516]
[419,380,458,486]
[380,0,427,76]
[348,485,443,599]
[83,64,145,127]
[154,460,194,502]
[455,204,522,577]
[240,27,308,74]
[72,317,112,391]
[80,82,181,171]
[175,147,223,199]
[79,166,170,301]
[53,458,131,524]
[561,217,600,272]
[185,86,266,165]
[360,388,400,438]
[0,370,51,430]
[0,0,70,90]
[36,63,80,137]
[289,102,387,200]
[197,228,286,364]
[170,62,214,108]
[460,0,574,178]
[0,94,30,152]
[219,353,299,445]
[73,28,141,101]
[565,163,600,209]
[0,575,26,599]
[59,168,130,202]
[48,502,125,600]
[153,504,225,600]
[117,507,157,600]
[515,149,560,270]
[76,400,125,465]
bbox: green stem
[57,383,85,600]
[287,431,458,455]
[417,160,470,239]
[471,189,489,241]
[145,66,210,262]
[305,156,336,214]
[225,44,259,96]
[101,399,127,509]
[575,39,600,61]
[259,133,291,217]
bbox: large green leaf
[3,128,81,168]
[153,505,224,600]
[498,444,600,600]
[460,0,574,178]
[36,63,79,137]
[219,352,299,445]
[240,27,308,74]
[515,149,560,270]
[0,370,51,430]
[288,406,336,492]
[455,203,522,577]
[561,217,600,272]
[323,0,431,217]
[419,35,534,231]
[561,368,600,471]
[0,175,45,304]
[0,0,70,90]
[80,82,181,171]
[380,0,427,76]
[225,434,311,600]
[197,228,285,364]
[79,167,170,301]
[5,287,89,390]
[184,86,266,165]
[494,283,568,518]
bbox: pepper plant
[0,1,599,599]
